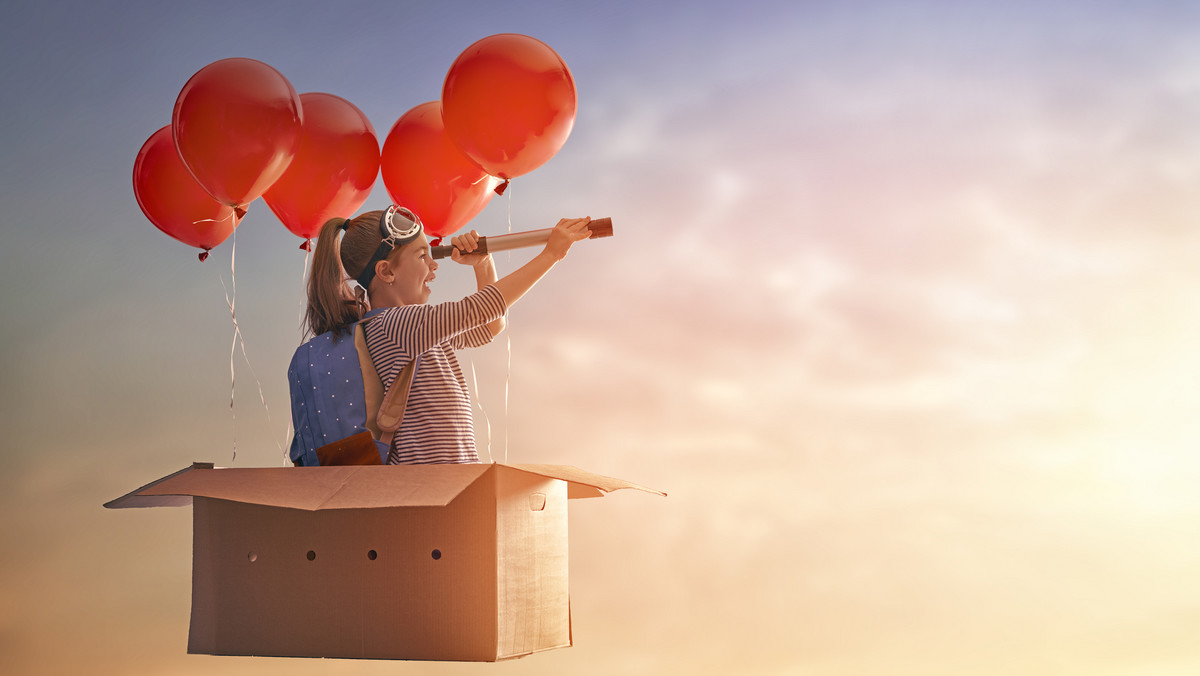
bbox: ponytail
[304,210,384,339]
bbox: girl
[288,206,591,465]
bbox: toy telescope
[431,217,613,260]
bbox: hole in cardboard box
[431,549,442,561]
[306,550,317,561]
[367,549,378,560]
[247,552,257,563]
[530,493,547,511]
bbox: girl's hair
[304,210,384,339]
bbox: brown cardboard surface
[495,468,571,656]
[508,463,667,499]
[108,463,492,510]
[102,462,215,509]
[106,463,662,662]
[105,463,664,511]
[189,493,502,659]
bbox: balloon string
[502,184,513,463]
[281,247,311,465]
[468,359,493,463]
[219,232,285,464]
[503,327,511,465]
[466,185,515,465]
[298,245,311,335]
[227,314,238,463]
[221,280,282,459]
[192,211,237,262]
[505,181,513,235]
[222,234,239,464]
[192,210,237,226]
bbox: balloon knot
[233,206,248,219]
[299,239,312,252]
[430,237,443,247]
[198,250,210,262]
[494,179,510,196]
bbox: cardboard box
[106,462,663,661]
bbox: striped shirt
[362,284,507,464]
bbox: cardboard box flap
[508,464,667,499]
[105,463,493,510]
[103,462,215,509]
[105,462,664,511]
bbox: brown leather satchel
[314,430,382,466]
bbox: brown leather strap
[376,359,417,447]
[354,316,418,450]
[354,320,384,439]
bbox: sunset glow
[3,1,1200,674]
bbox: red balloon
[264,93,379,241]
[134,126,241,257]
[442,34,577,179]
[381,101,496,239]
[172,58,303,208]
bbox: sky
[3,0,1200,674]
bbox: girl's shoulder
[365,305,425,323]
[361,305,428,339]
